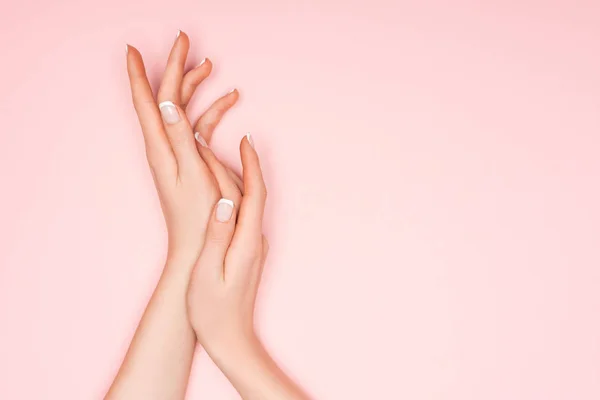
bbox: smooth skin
[106,31,309,400]
[189,138,309,400]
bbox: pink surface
[1,1,600,399]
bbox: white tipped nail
[125,44,129,54]
[246,133,254,149]
[176,30,181,38]
[216,198,235,222]
[194,132,208,147]
[158,101,180,124]
[199,58,206,66]
[158,101,175,110]
[228,88,237,94]
[218,198,234,208]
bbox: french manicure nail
[228,88,237,94]
[194,132,208,147]
[246,133,254,149]
[125,44,129,54]
[216,198,234,222]
[198,58,206,66]
[176,29,181,38]
[158,101,180,124]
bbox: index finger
[126,45,175,176]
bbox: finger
[197,155,243,278]
[226,167,244,193]
[226,134,267,280]
[235,134,266,239]
[157,30,189,105]
[193,132,244,191]
[148,31,202,173]
[158,101,204,174]
[196,198,239,280]
[194,133,243,192]
[193,89,239,143]
[197,145,243,208]
[180,58,213,109]
[125,44,175,177]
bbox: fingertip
[194,132,208,147]
[239,133,256,156]
[194,58,213,78]
[240,133,266,198]
[125,45,147,80]
[125,44,140,61]
[228,92,240,109]
[191,58,213,79]
[175,29,190,46]
[224,89,240,105]
[246,133,255,149]
[229,88,239,98]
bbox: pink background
[1,1,599,399]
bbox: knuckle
[206,231,229,246]
[197,116,217,133]
[169,129,192,147]
[236,243,263,263]
[146,150,168,173]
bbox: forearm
[106,258,197,400]
[210,335,310,400]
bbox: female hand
[186,137,309,400]
[187,133,267,352]
[109,31,243,400]
[126,31,239,266]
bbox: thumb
[197,198,238,278]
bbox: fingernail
[216,198,234,222]
[194,132,207,147]
[176,29,181,38]
[228,88,237,94]
[198,57,206,66]
[246,133,254,149]
[158,101,180,124]
[125,44,129,54]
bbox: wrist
[205,330,266,371]
[206,334,307,400]
[165,233,206,267]
[160,253,199,288]
[164,245,203,274]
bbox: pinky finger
[193,89,239,144]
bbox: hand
[186,134,268,353]
[185,142,310,400]
[108,31,242,400]
[126,31,239,265]
[125,32,309,400]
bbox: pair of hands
[125,30,267,360]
